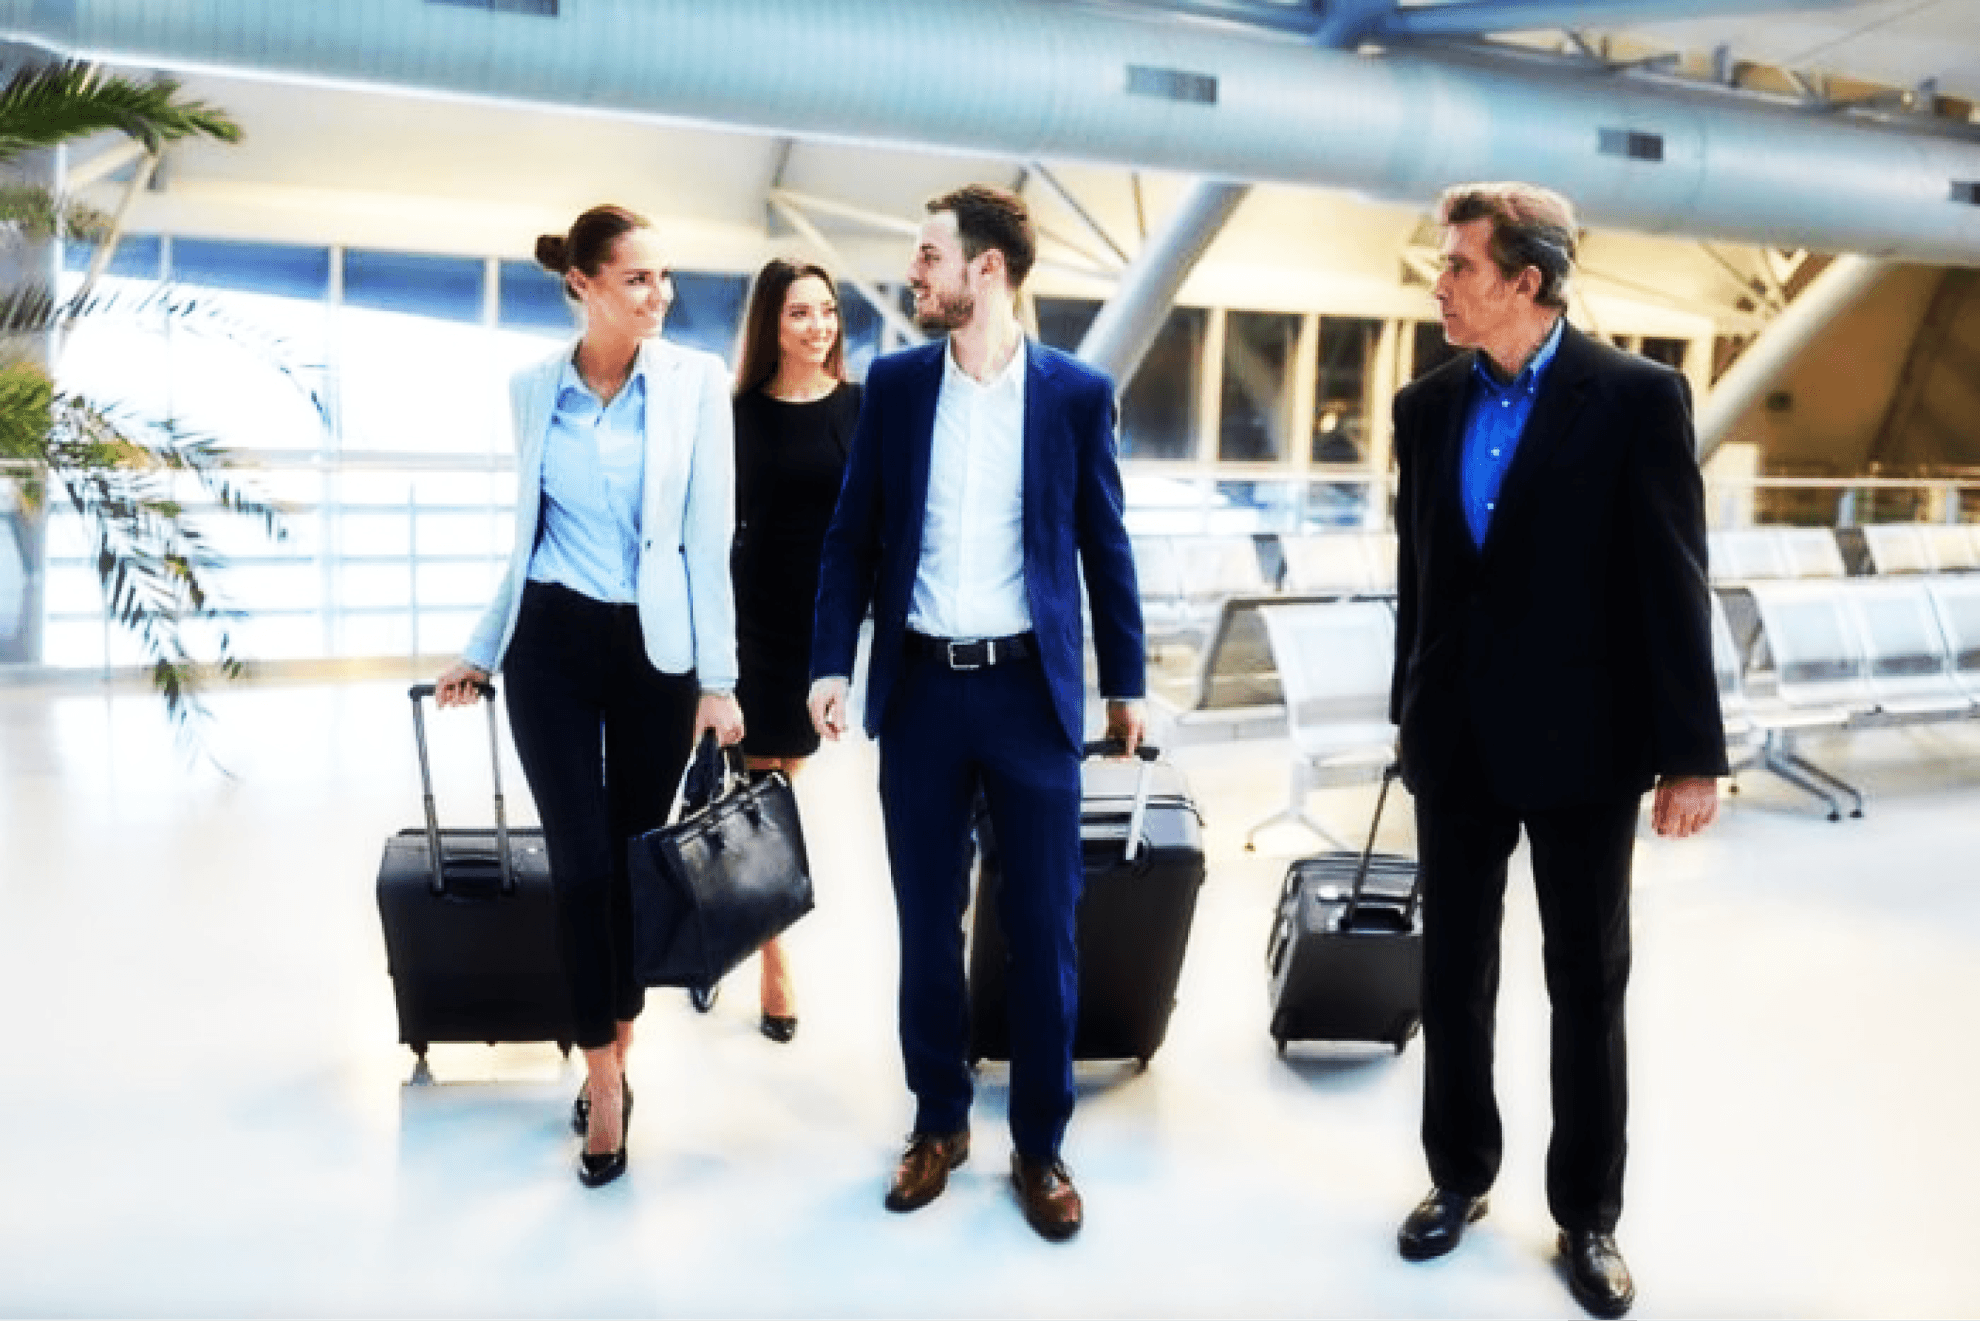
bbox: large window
[1313,316,1382,465]
[1122,307,1206,462]
[40,234,761,668]
[1220,311,1299,463]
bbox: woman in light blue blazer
[435,204,743,1189]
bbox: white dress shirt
[908,336,1033,640]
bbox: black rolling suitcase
[969,743,1205,1067]
[1266,764,1422,1054]
[376,683,575,1061]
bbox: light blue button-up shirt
[1458,315,1564,549]
[526,355,647,604]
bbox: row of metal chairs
[1133,532,1398,648]
[1714,577,1980,819]
[1710,523,1980,583]
[1228,576,1980,850]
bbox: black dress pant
[502,580,698,1051]
[1414,723,1639,1234]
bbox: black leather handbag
[628,732,815,992]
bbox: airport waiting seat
[1362,530,1400,593]
[1179,535,1270,604]
[1921,524,1980,574]
[1710,528,1792,582]
[1279,533,1374,595]
[1840,581,1975,720]
[1777,527,1849,579]
[1926,577,1980,700]
[1862,523,1932,576]
[1710,591,1758,758]
[1741,581,1873,819]
[1130,535,1194,646]
[1244,600,1397,851]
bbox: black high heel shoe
[576,1085,630,1189]
[760,1014,798,1044]
[689,983,719,1013]
[571,1079,633,1136]
[577,1142,627,1188]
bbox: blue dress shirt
[1459,315,1565,548]
[527,356,647,604]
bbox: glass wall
[1312,316,1381,466]
[45,234,760,669]
[46,232,1709,666]
[1220,311,1299,463]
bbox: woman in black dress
[730,258,860,1043]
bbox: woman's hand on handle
[694,692,746,748]
[434,660,490,709]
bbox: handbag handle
[678,729,747,819]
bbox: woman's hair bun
[534,234,569,274]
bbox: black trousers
[502,580,698,1051]
[1414,725,1639,1234]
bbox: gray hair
[1438,181,1579,310]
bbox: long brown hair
[735,258,847,397]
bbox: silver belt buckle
[947,639,982,671]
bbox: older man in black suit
[1387,182,1726,1319]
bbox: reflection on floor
[2,676,1978,1318]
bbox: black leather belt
[906,630,1036,671]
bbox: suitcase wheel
[409,1042,428,1061]
[1273,1036,1287,1057]
[558,1041,573,1057]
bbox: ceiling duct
[5,0,1980,265]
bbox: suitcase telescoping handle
[407,682,514,898]
[1084,738,1158,865]
[1343,762,1404,929]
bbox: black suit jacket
[1389,323,1729,810]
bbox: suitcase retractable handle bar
[1343,762,1412,930]
[1085,739,1159,865]
[408,682,515,897]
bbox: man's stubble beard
[913,284,974,334]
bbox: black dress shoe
[1398,1187,1489,1261]
[689,984,719,1013]
[760,1014,798,1044]
[1559,1229,1635,1319]
[570,1080,633,1136]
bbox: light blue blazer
[463,336,738,690]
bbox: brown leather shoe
[883,1130,969,1212]
[1010,1153,1083,1241]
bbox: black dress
[732,381,861,758]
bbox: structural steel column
[1075,178,1249,389]
[1695,253,1889,462]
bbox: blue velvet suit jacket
[811,338,1145,748]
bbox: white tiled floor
[2,676,1978,1317]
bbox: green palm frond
[0,62,240,162]
[37,393,288,746]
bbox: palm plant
[1,60,304,743]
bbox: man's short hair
[926,184,1036,291]
[1438,182,1579,310]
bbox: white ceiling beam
[64,138,145,190]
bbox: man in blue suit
[808,184,1145,1242]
